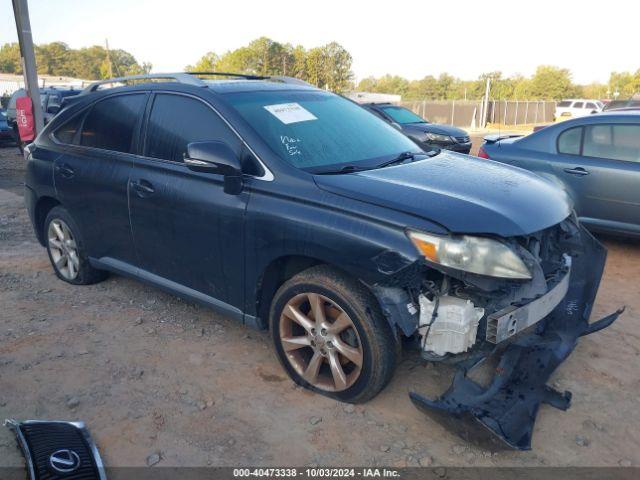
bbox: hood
[313,151,571,237]
[404,123,468,137]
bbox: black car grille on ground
[455,136,470,143]
[6,420,105,480]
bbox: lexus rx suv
[23,73,619,449]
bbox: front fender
[243,183,435,318]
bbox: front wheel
[270,265,399,403]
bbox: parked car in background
[362,103,472,154]
[6,87,82,125]
[603,98,640,111]
[0,108,16,145]
[479,111,640,237]
[554,99,603,121]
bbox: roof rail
[185,71,268,80]
[188,72,313,87]
[268,76,314,87]
[83,73,206,93]
[81,72,315,95]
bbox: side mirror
[390,122,403,131]
[184,141,243,194]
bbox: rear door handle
[130,179,155,197]
[55,164,75,178]
[563,167,589,176]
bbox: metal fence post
[514,101,519,126]
[451,100,455,125]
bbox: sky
[1,0,638,84]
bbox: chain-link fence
[400,100,557,128]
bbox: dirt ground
[0,144,638,469]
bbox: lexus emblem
[49,449,81,473]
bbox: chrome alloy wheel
[48,219,80,280]
[279,293,364,392]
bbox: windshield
[225,90,421,172]
[380,106,427,124]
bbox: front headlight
[407,230,532,279]
[425,132,453,143]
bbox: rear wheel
[45,206,107,285]
[270,265,398,403]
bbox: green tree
[36,42,72,76]
[407,75,439,100]
[188,38,353,92]
[319,42,352,92]
[528,65,577,99]
[0,43,22,73]
[579,82,607,99]
[186,52,219,72]
[608,70,640,98]
[0,41,149,80]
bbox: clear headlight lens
[425,132,453,143]
[407,230,532,279]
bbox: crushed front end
[372,217,624,450]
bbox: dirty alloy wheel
[47,218,80,281]
[270,265,399,403]
[44,206,107,285]
[279,292,364,392]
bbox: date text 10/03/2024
[233,468,401,478]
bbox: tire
[44,206,107,285]
[270,265,399,403]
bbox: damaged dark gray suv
[24,73,622,450]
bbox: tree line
[1,38,639,100]
[186,37,353,93]
[358,66,640,101]
[0,42,151,80]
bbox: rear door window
[557,126,583,155]
[583,124,640,162]
[573,102,584,109]
[80,93,146,153]
[53,112,86,144]
[144,93,239,163]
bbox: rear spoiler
[60,95,83,110]
[483,133,524,144]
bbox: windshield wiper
[374,149,440,170]
[375,151,416,169]
[315,164,371,175]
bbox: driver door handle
[55,164,75,178]
[130,179,155,197]
[563,167,590,176]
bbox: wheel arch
[254,255,323,329]
[34,196,61,246]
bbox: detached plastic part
[409,225,625,450]
[4,419,106,480]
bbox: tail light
[477,146,490,159]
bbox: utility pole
[12,0,44,134]
[482,77,491,128]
